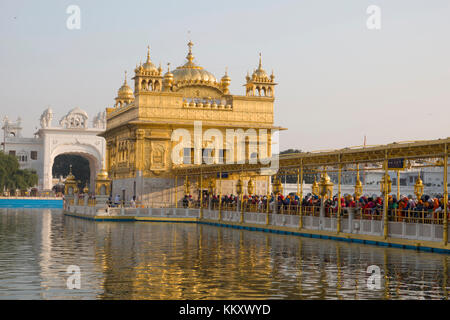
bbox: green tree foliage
[280,149,302,155]
[0,152,38,193]
[52,154,90,188]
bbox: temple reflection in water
[89,218,448,300]
[0,209,447,299]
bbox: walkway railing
[65,197,448,227]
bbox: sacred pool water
[0,209,448,299]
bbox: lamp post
[199,170,203,219]
[184,176,190,196]
[64,164,77,208]
[247,178,254,196]
[354,164,363,200]
[311,176,319,196]
[318,170,333,230]
[236,177,243,222]
[298,164,304,229]
[337,162,342,234]
[82,184,89,207]
[272,175,282,215]
[266,175,270,225]
[184,175,190,208]
[443,144,448,246]
[381,160,391,239]
[380,174,392,196]
[414,171,424,200]
[174,176,178,208]
[218,170,222,221]
[208,178,215,210]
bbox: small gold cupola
[220,67,231,94]
[142,46,158,73]
[163,63,174,91]
[115,71,134,108]
[245,53,277,97]
[133,45,163,93]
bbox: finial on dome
[186,40,194,63]
[124,70,127,84]
[146,45,151,62]
[258,52,262,69]
[221,67,231,94]
[167,62,171,72]
[222,67,230,81]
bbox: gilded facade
[101,42,280,202]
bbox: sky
[0,0,449,151]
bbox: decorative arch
[46,143,103,191]
[154,80,160,91]
[141,79,147,91]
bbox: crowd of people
[101,190,449,222]
[182,192,450,221]
[107,194,137,208]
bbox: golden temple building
[101,42,282,203]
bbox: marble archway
[45,143,103,191]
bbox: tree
[52,154,90,189]
[280,149,302,155]
[0,152,38,194]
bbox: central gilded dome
[172,41,217,84]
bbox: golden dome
[164,63,174,80]
[221,68,231,83]
[96,169,109,180]
[172,41,217,84]
[142,46,158,72]
[65,165,76,182]
[251,53,270,81]
[117,71,134,99]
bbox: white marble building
[1,107,106,191]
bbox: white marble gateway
[1,107,106,191]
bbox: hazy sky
[1,0,449,151]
